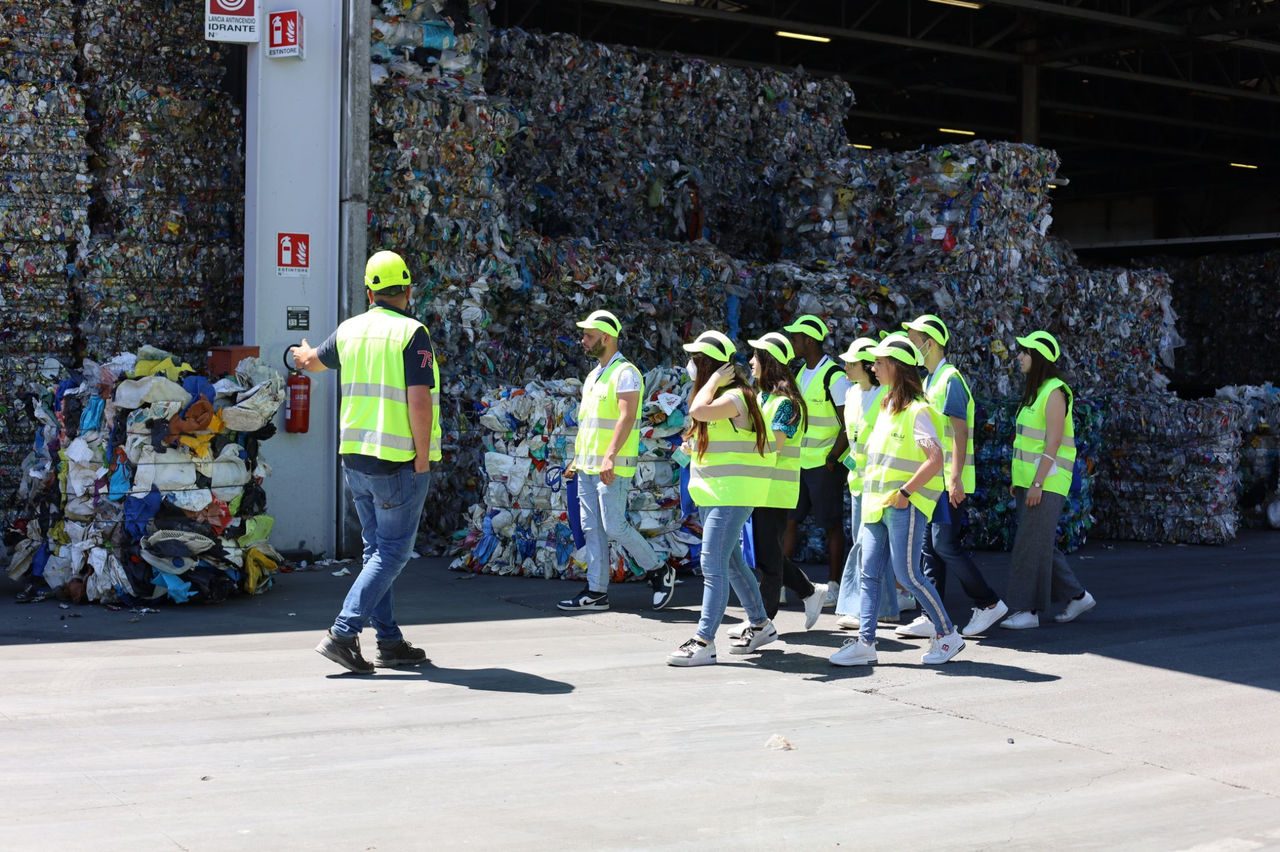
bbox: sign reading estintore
[276,233,310,277]
[206,0,260,43]
[267,10,304,59]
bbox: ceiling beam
[1041,61,1280,103]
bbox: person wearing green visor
[292,250,439,674]
[558,309,674,614]
[1003,331,1096,630]
[829,333,964,666]
[832,335,899,629]
[668,331,778,667]
[783,314,852,609]
[902,314,1008,638]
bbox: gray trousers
[579,472,662,593]
[1006,487,1085,613]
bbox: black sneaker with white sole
[557,587,609,612]
[375,638,428,668]
[315,630,375,674]
[648,564,677,611]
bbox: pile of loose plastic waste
[76,0,245,360]
[1215,383,1280,528]
[486,28,851,258]
[6,349,285,605]
[450,366,700,579]
[1092,395,1243,544]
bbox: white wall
[244,2,342,557]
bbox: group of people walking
[561,307,1097,669]
[297,250,1095,675]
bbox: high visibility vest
[573,356,644,477]
[861,399,945,525]
[688,389,775,508]
[797,359,842,469]
[336,306,442,462]
[758,393,802,509]
[844,385,884,495]
[1012,378,1076,496]
[926,362,977,494]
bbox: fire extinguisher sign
[266,10,304,59]
[277,233,310,278]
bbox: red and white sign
[205,0,260,43]
[276,233,310,278]
[267,10,305,59]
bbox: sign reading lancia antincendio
[206,0,260,43]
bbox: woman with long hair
[829,333,965,667]
[745,332,827,630]
[667,331,778,667]
[1001,331,1096,630]
[833,336,900,629]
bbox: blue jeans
[696,505,769,643]
[859,505,954,644]
[332,465,432,642]
[835,493,899,619]
[922,501,1000,610]
[578,472,662,594]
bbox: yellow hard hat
[783,314,830,342]
[1016,330,1062,363]
[748,332,796,365]
[868,332,924,367]
[575,309,622,337]
[903,314,950,347]
[365,250,412,291]
[682,330,736,363]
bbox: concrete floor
[1,532,1278,851]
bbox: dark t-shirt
[320,303,437,475]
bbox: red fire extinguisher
[284,346,311,433]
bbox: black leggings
[752,507,816,619]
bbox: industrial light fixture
[938,127,976,136]
[928,0,984,9]
[775,30,831,43]
[852,143,873,150]
[1047,183,1059,189]
[1229,162,1259,169]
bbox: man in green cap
[783,313,852,607]
[292,249,439,674]
[558,309,675,613]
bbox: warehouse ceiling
[498,0,1280,207]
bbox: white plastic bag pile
[1215,383,1280,528]
[451,366,698,579]
[7,350,285,605]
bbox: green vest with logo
[797,360,842,469]
[1012,378,1076,496]
[574,356,644,478]
[844,385,884,495]
[861,399,945,525]
[758,393,802,509]
[926,362,977,494]
[688,390,775,508]
[336,306,442,463]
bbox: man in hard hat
[902,314,1007,639]
[292,250,440,674]
[559,309,675,613]
[783,314,852,608]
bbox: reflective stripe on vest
[574,356,643,477]
[758,393,803,510]
[336,307,442,463]
[926,363,977,494]
[1011,378,1076,496]
[798,361,841,469]
[688,390,775,507]
[844,385,884,495]
[861,399,944,525]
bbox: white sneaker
[1055,591,1096,623]
[729,621,779,655]
[897,591,918,612]
[726,621,750,640]
[895,614,935,639]
[960,600,1009,637]
[836,614,860,630]
[830,638,878,666]
[823,582,839,608]
[1000,611,1040,630]
[922,630,965,664]
[667,638,716,667]
[802,584,827,630]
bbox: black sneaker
[315,630,375,674]
[557,587,609,612]
[648,564,677,611]
[375,638,428,668]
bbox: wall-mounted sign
[205,0,260,42]
[267,10,304,59]
[277,232,310,277]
